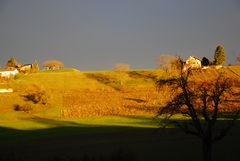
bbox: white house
[18,64,33,72]
[0,69,19,78]
[0,88,13,93]
[185,56,202,69]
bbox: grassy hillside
[0,68,162,129]
[0,66,239,130]
[0,66,239,161]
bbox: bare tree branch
[156,67,240,161]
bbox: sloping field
[0,66,239,120]
[0,68,170,119]
[0,66,239,126]
[0,68,166,131]
[0,67,239,161]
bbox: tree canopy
[5,57,18,68]
[43,60,64,70]
[214,45,226,65]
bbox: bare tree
[158,55,182,71]
[156,67,240,161]
[158,54,175,70]
[237,53,240,65]
[113,64,130,87]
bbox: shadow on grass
[124,98,146,103]
[0,117,239,161]
[127,71,157,81]
[84,73,121,91]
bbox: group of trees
[4,57,40,72]
[156,45,240,161]
[158,45,228,69]
[201,45,226,66]
[2,57,64,71]
[201,45,240,66]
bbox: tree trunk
[202,140,212,161]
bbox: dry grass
[61,87,165,118]
[1,67,239,119]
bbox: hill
[0,66,239,129]
[0,66,239,161]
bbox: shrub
[24,84,48,105]
[43,60,64,70]
[14,103,33,112]
[201,57,210,66]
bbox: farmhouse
[0,88,13,93]
[185,56,202,69]
[18,64,33,72]
[0,69,19,78]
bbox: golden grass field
[0,68,167,118]
[0,66,239,120]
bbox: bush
[24,84,48,105]
[43,60,64,70]
[14,103,33,112]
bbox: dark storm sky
[0,0,240,70]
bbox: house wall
[0,69,19,78]
[19,65,32,71]
[186,56,201,68]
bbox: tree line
[159,45,240,70]
[1,58,64,71]
[1,44,240,72]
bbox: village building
[185,56,202,69]
[18,64,33,72]
[0,69,19,78]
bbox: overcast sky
[0,0,240,70]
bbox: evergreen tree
[201,57,209,66]
[5,57,18,68]
[214,45,226,65]
[32,60,40,72]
